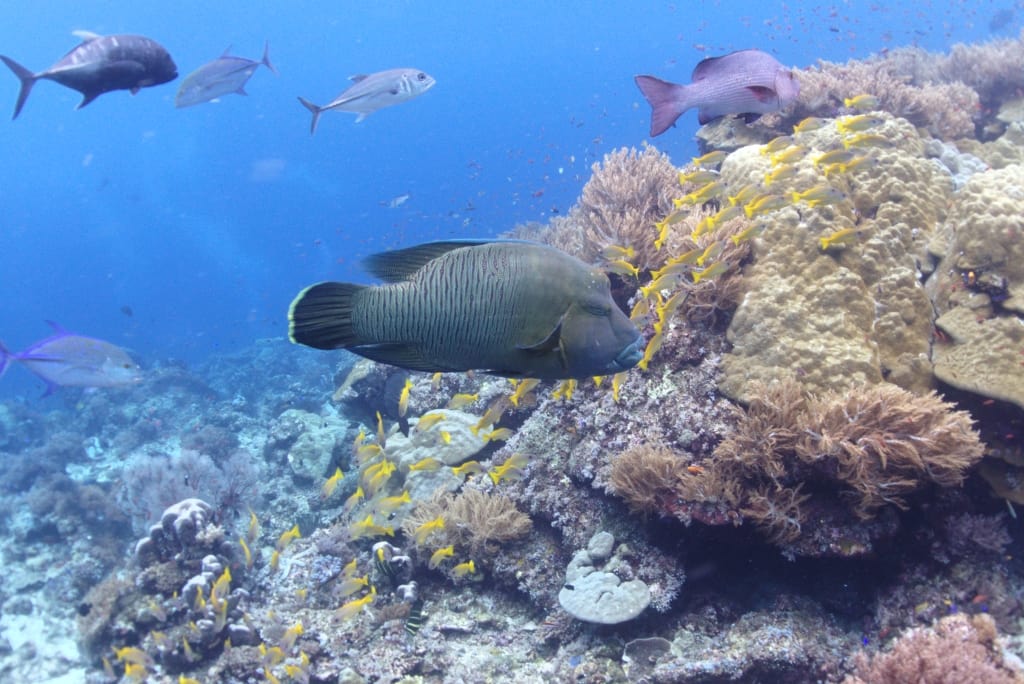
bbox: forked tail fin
[634,74,688,137]
[261,41,278,76]
[1,55,37,120]
[297,97,322,136]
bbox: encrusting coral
[609,379,985,554]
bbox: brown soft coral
[517,145,678,270]
[608,379,985,555]
[794,58,979,140]
[717,380,985,519]
[844,613,1024,684]
[401,488,532,556]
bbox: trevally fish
[0,322,142,394]
[288,240,643,380]
[1,31,177,119]
[175,42,277,108]
[635,49,800,135]
[297,67,435,135]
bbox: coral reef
[844,613,1024,684]
[515,144,678,269]
[557,531,652,625]
[924,163,1024,411]
[718,114,947,402]
[610,379,985,555]
[5,51,1024,679]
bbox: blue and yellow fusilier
[289,240,643,380]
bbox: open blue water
[0,1,1013,397]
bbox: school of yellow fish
[598,99,888,370]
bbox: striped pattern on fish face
[349,242,640,378]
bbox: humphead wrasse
[288,240,643,379]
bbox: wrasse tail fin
[634,74,688,137]
[1,55,37,120]
[288,281,365,349]
[297,96,322,135]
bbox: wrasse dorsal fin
[362,240,494,282]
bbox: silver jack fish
[288,240,643,380]
[297,67,435,135]
[635,49,800,135]
[175,42,277,108]
[0,321,141,395]
[1,31,178,119]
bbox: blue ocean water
[0,0,1012,397]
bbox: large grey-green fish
[288,240,643,380]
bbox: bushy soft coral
[844,613,1024,684]
[511,144,677,269]
[608,379,985,554]
[401,488,532,557]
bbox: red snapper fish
[0,322,142,394]
[297,67,436,135]
[635,49,800,136]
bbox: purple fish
[0,322,142,394]
[1,31,177,120]
[635,49,800,136]
[175,42,277,108]
[297,67,436,135]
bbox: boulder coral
[719,114,947,402]
[926,163,1024,410]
